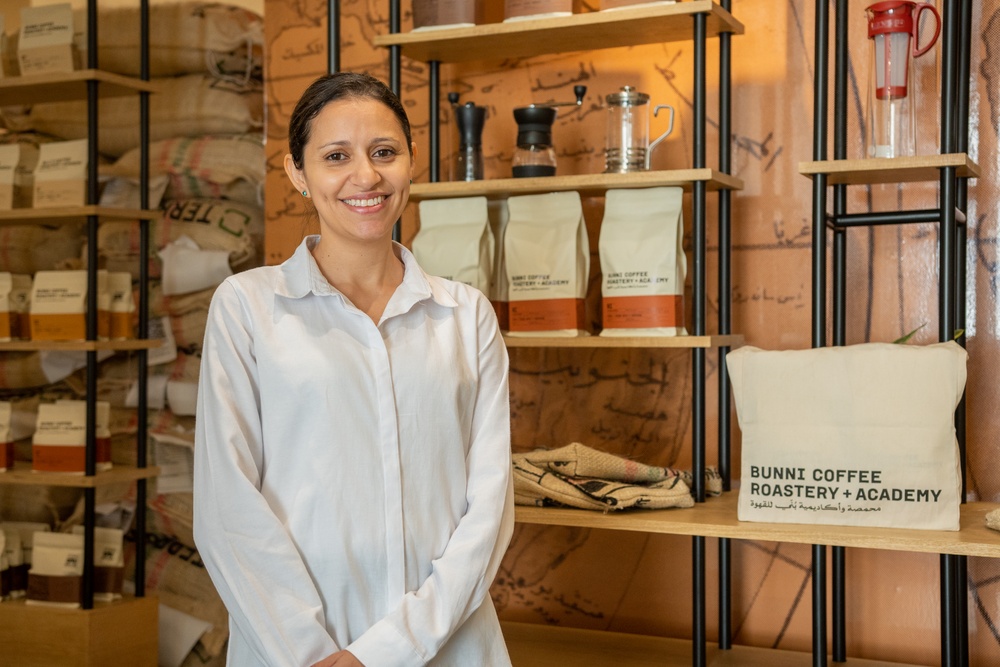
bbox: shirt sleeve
[193,279,339,667]
[346,294,515,667]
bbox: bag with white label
[728,341,966,530]
[413,196,493,293]
[599,186,686,336]
[505,191,589,337]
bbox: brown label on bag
[96,436,111,465]
[109,310,132,339]
[27,573,82,605]
[492,300,509,331]
[0,440,13,470]
[603,295,684,328]
[510,298,585,332]
[29,313,86,340]
[32,444,85,473]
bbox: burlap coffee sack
[151,284,216,318]
[0,352,60,390]
[5,75,264,158]
[0,483,81,526]
[72,2,263,80]
[145,535,229,658]
[170,311,209,352]
[513,456,693,510]
[149,492,195,548]
[103,134,264,205]
[0,225,84,274]
[988,508,1000,532]
[0,132,59,207]
[99,202,260,279]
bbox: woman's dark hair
[288,72,413,169]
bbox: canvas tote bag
[728,341,966,531]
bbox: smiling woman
[193,72,514,667]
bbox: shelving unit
[322,1,1000,665]
[801,1,980,666]
[0,1,158,664]
[356,2,741,667]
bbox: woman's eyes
[323,148,398,162]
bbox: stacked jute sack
[0,3,264,664]
[514,442,722,511]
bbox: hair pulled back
[287,72,413,169]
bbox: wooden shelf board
[0,69,158,106]
[503,334,743,349]
[0,207,159,225]
[0,463,160,488]
[0,339,163,352]
[375,1,743,63]
[798,154,980,185]
[503,622,927,667]
[408,169,742,202]
[514,492,1000,558]
[0,595,157,667]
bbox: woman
[193,72,514,667]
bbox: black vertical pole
[389,0,401,242]
[429,61,440,183]
[691,14,707,667]
[717,0,733,653]
[938,1,959,665]
[81,0,101,613]
[954,1,972,663]
[830,0,849,661]
[811,0,830,663]
[135,0,151,599]
[328,0,340,73]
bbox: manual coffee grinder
[865,1,940,158]
[511,85,586,178]
[448,92,487,181]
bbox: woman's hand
[310,650,364,667]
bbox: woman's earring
[302,190,308,196]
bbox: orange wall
[263,1,1000,663]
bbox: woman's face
[285,96,415,246]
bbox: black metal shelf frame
[810,1,973,666]
[326,3,735,666]
[75,0,153,609]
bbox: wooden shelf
[374,1,743,63]
[0,463,160,488]
[504,334,743,348]
[514,492,1000,558]
[0,69,158,106]
[503,621,927,667]
[0,595,157,667]
[0,339,163,352]
[0,207,159,226]
[409,169,742,202]
[798,153,980,186]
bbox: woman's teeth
[343,195,385,207]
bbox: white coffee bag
[0,144,17,210]
[29,270,87,341]
[10,274,33,340]
[413,196,493,293]
[70,525,124,601]
[505,191,589,337]
[26,531,84,608]
[0,272,13,341]
[18,4,76,76]
[599,187,687,336]
[54,399,111,472]
[488,200,510,330]
[32,139,88,208]
[32,401,85,473]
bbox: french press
[604,86,675,173]
[511,85,586,178]
[865,1,940,158]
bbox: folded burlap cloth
[987,507,1000,533]
[513,442,722,511]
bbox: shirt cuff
[346,620,425,667]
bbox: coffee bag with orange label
[599,186,687,336]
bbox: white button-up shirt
[193,236,514,666]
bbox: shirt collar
[276,235,458,309]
